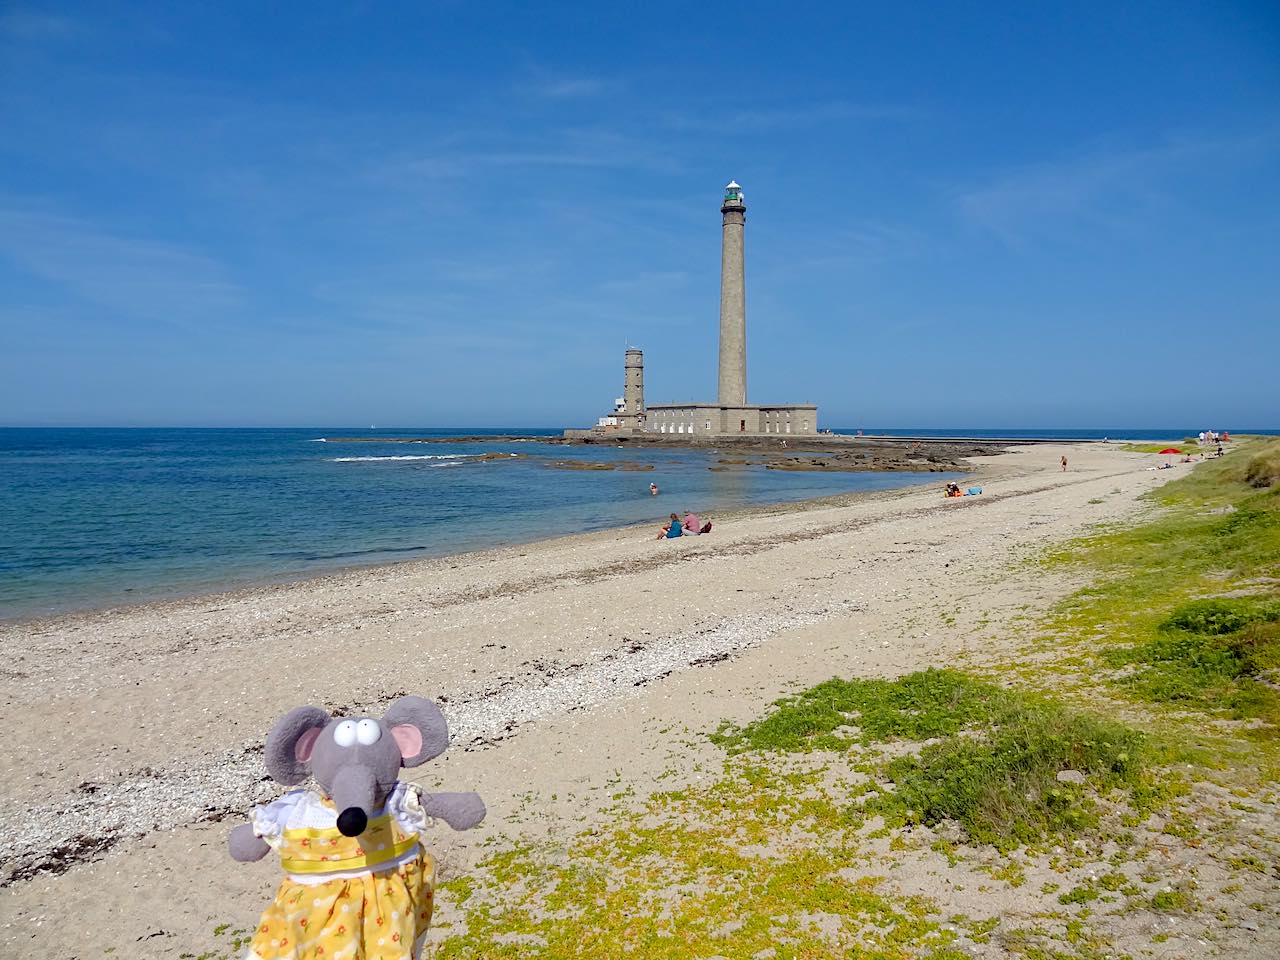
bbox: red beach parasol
[1158,447,1181,455]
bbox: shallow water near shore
[0,427,955,620]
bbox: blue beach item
[967,487,983,495]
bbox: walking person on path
[1061,454,1068,472]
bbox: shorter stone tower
[617,348,645,431]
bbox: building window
[786,422,791,433]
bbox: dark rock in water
[322,433,991,473]
[540,458,653,472]
[765,452,949,473]
[543,460,613,471]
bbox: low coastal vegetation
[1119,440,1196,454]
[1107,596,1280,724]
[423,668,1198,958]
[1044,437,1280,739]
[713,669,1164,851]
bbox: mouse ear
[383,696,448,767]
[264,706,330,784]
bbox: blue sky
[2,2,1277,429]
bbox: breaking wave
[330,454,483,463]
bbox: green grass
[711,668,1014,753]
[428,669,1175,955]
[871,702,1152,850]
[1044,437,1280,733]
[715,668,1165,851]
[1244,446,1280,488]
[1105,597,1280,725]
[1119,440,1196,454]
[429,757,980,959]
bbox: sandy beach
[2,441,1273,958]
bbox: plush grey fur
[228,695,485,863]
[264,705,330,785]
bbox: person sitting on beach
[657,513,683,539]
[944,481,962,498]
[683,511,701,535]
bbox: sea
[1,426,1272,621]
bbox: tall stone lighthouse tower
[717,180,747,408]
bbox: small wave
[270,544,429,561]
[330,454,482,462]
[310,438,327,442]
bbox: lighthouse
[717,180,747,408]
[570,180,820,439]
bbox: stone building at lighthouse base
[645,402,818,437]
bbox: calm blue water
[0,427,958,620]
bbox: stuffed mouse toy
[228,696,485,960]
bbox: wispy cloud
[659,99,915,131]
[955,133,1278,246]
[522,76,607,100]
[0,7,84,40]
[514,65,612,101]
[367,125,681,182]
[0,206,241,327]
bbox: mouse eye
[333,720,357,747]
[356,718,382,746]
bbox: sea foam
[330,454,481,462]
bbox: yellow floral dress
[245,783,436,960]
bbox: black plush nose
[337,807,368,837]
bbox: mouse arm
[228,822,272,862]
[420,791,486,831]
